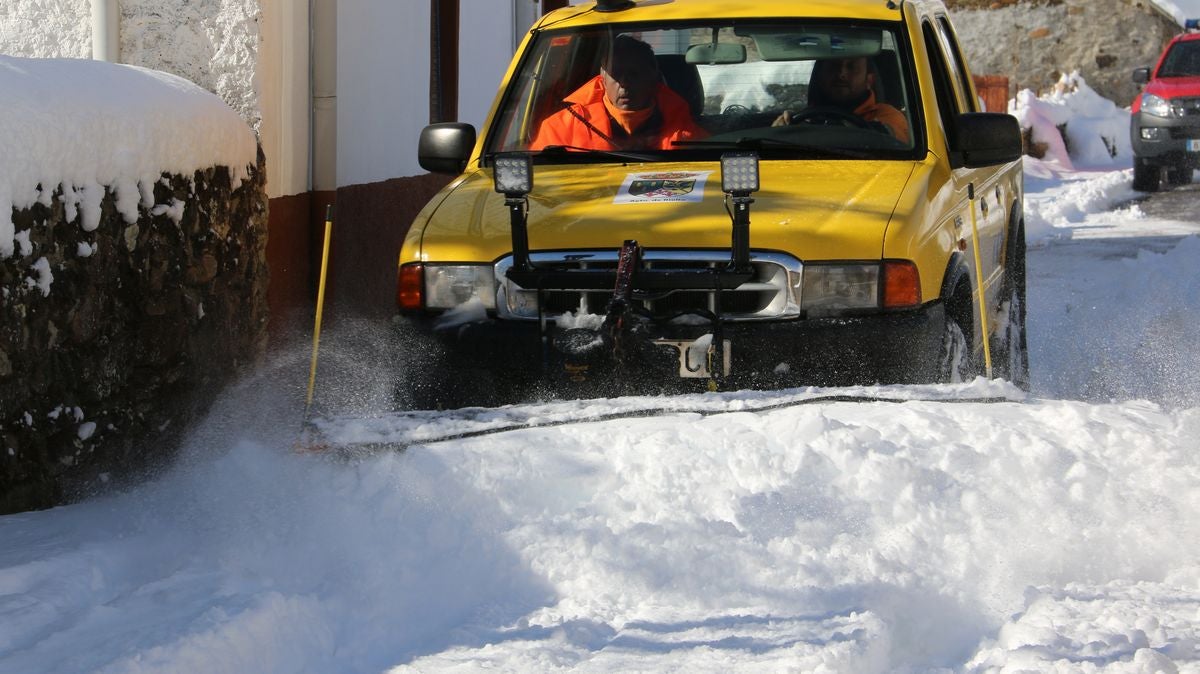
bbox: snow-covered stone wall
[948,0,1179,106]
[0,57,268,513]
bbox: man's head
[601,35,660,111]
[812,57,875,108]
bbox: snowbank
[0,56,257,258]
[2,373,1198,672]
[1010,71,1132,171]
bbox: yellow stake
[304,205,334,421]
[967,184,993,378]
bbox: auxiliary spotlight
[720,152,759,272]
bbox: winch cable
[325,391,1019,456]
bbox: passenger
[774,57,910,143]
[530,35,708,151]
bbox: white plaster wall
[458,0,521,134]
[337,0,431,185]
[119,0,262,129]
[0,0,91,58]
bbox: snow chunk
[151,198,187,224]
[434,297,489,329]
[77,421,96,441]
[14,229,32,257]
[25,257,53,296]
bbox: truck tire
[993,220,1030,390]
[1133,158,1161,192]
[937,285,977,384]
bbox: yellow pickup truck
[399,0,1026,408]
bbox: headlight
[424,265,496,310]
[802,264,879,317]
[1141,93,1172,118]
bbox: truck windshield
[1159,40,1200,78]
[487,21,917,162]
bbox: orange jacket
[854,91,910,144]
[530,76,708,151]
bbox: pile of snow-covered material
[1009,73,1146,245]
[1009,71,1132,171]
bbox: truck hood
[1144,76,1200,101]
[417,160,917,263]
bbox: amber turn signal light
[396,263,424,311]
[881,260,921,309]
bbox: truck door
[920,16,1007,344]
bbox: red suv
[1131,20,1200,191]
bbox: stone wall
[0,152,269,514]
[948,0,1179,105]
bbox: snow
[0,55,256,259]
[3,73,1200,673]
[1151,0,1200,25]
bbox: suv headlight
[802,264,879,317]
[800,261,922,317]
[424,265,496,310]
[1141,93,1172,118]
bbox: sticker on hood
[614,171,713,204]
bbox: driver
[530,35,708,151]
[774,57,910,143]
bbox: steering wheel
[786,106,871,129]
[722,104,752,115]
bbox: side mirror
[1132,67,1151,85]
[952,113,1022,168]
[418,123,477,174]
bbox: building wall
[336,1,432,186]
[118,0,262,129]
[258,0,310,199]
[0,0,91,58]
[459,0,523,134]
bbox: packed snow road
[1,161,1199,673]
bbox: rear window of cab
[487,20,922,162]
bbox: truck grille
[494,250,802,322]
[1169,125,1200,138]
[1173,97,1200,117]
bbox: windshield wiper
[673,137,871,159]
[537,145,659,163]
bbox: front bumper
[394,303,947,406]
[1130,110,1200,165]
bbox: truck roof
[536,0,906,29]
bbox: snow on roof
[1149,0,1200,25]
[0,56,257,258]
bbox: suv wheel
[937,290,977,384]
[1132,157,1161,192]
[993,284,1030,390]
[993,225,1030,390]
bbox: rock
[948,0,1179,105]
